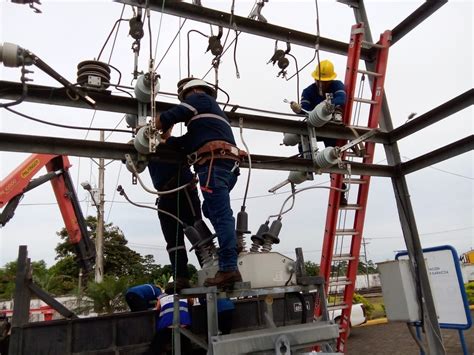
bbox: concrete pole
[362,238,370,289]
[95,130,105,283]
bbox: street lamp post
[81,179,104,283]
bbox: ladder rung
[362,40,385,49]
[329,278,352,286]
[357,69,382,77]
[353,97,378,104]
[332,254,356,262]
[343,178,367,184]
[339,204,363,210]
[327,303,349,312]
[335,229,359,235]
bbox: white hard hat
[178,79,217,101]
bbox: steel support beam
[390,89,474,142]
[352,2,446,353]
[338,0,447,46]
[113,0,373,60]
[0,132,395,177]
[401,136,474,175]
[0,81,390,143]
[390,0,448,45]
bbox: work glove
[290,101,302,114]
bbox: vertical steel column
[206,287,219,355]
[173,294,182,354]
[10,246,32,355]
[350,2,445,354]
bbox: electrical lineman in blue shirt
[290,59,347,147]
[125,284,162,312]
[154,78,246,290]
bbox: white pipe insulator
[314,147,339,168]
[307,101,333,128]
[0,42,21,67]
[134,74,160,103]
[288,171,308,185]
[133,126,151,154]
[282,133,300,146]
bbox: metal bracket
[338,128,379,153]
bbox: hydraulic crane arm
[0,154,96,273]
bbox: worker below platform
[125,284,162,312]
[290,59,347,147]
[154,78,246,289]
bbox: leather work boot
[204,270,242,290]
[166,277,191,293]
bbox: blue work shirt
[159,93,236,154]
[157,293,191,329]
[126,284,161,304]
[300,80,346,111]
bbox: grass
[365,296,386,319]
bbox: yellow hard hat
[311,60,337,81]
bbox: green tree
[0,260,50,300]
[81,275,131,314]
[55,216,158,285]
[304,261,320,275]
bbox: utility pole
[362,238,370,289]
[96,130,105,283]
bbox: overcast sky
[0,0,472,270]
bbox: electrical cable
[286,0,321,83]
[107,64,134,98]
[178,18,182,79]
[3,107,132,133]
[106,162,123,223]
[0,61,28,108]
[125,154,192,195]
[104,115,127,141]
[155,19,187,70]
[287,53,300,104]
[401,155,473,180]
[354,74,366,127]
[273,182,349,220]
[239,118,252,208]
[152,0,166,62]
[267,183,296,219]
[107,5,126,64]
[146,3,153,62]
[202,31,242,80]
[83,110,99,141]
[97,14,127,61]
[187,29,209,77]
[118,185,185,225]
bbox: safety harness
[182,107,248,193]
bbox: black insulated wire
[4,107,132,133]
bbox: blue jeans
[195,161,238,272]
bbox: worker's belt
[189,140,247,166]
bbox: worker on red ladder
[290,59,347,147]
[290,59,348,203]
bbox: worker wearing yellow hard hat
[311,59,338,81]
[289,59,346,147]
